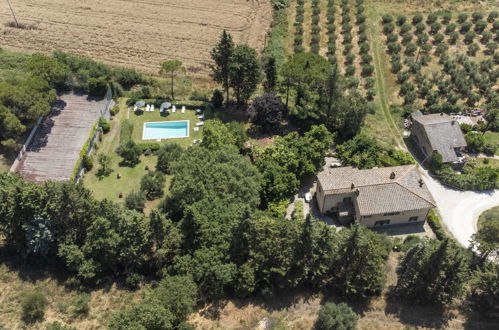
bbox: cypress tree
[210,30,234,106]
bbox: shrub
[356,14,366,24]
[110,105,120,116]
[449,31,459,44]
[472,12,484,23]
[461,21,472,34]
[387,42,402,54]
[405,43,418,56]
[427,13,438,25]
[433,33,444,44]
[294,35,303,46]
[486,42,498,54]
[442,13,452,25]
[435,44,449,55]
[468,43,480,56]
[387,33,398,43]
[445,23,457,34]
[156,143,183,174]
[474,20,488,33]
[211,89,224,108]
[82,155,93,172]
[396,15,407,26]
[311,34,321,45]
[464,30,477,43]
[400,23,412,35]
[430,22,442,34]
[382,14,393,24]
[458,13,468,24]
[383,23,395,35]
[359,42,370,53]
[345,54,356,65]
[21,291,47,322]
[88,77,108,97]
[361,53,373,64]
[140,171,165,200]
[362,64,374,76]
[342,23,353,34]
[314,302,358,330]
[345,65,355,76]
[311,44,320,54]
[98,117,110,134]
[412,13,423,25]
[481,31,493,44]
[402,32,413,44]
[415,22,426,34]
[117,140,141,165]
[488,11,499,23]
[343,44,353,54]
[312,24,321,35]
[365,77,375,88]
[343,33,353,44]
[70,293,90,318]
[125,191,147,212]
[358,31,368,42]
[366,88,376,100]
[292,200,304,220]
[358,23,367,33]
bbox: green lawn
[83,99,202,212]
[477,206,499,229]
[484,131,499,156]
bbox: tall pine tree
[210,30,234,106]
[264,56,277,93]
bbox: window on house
[409,216,419,222]
[363,215,372,219]
[383,212,400,216]
[343,197,352,203]
[374,220,391,226]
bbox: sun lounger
[196,109,202,114]
[197,115,204,120]
[151,105,155,112]
[146,104,150,112]
[196,121,204,127]
[172,105,176,113]
[193,127,199,132]
[193,139,198,144]
[181,106,186,113]
[134,105,138,112]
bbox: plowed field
[0,0,272,76]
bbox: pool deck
[14,93,107,182]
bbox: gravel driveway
[418,167,499,247]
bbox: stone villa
[316,164,436,228]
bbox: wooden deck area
[15,93,107,182]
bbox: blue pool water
[143,120,189,140]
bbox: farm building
[410,112,467,164]
[316,164,436,228]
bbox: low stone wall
[9,117,43,173]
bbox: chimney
[390,172,396,179]
[355,188,360,196]
[351,183,355,190]
[440,112,444,116]
[419,179,424,187]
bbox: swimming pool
[142,120,189,140]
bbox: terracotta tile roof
[413,114,467,163]
[317,165,436,216]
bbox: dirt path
[419,167,499,247]
[367,2,405,150]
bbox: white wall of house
[358,208,430,228]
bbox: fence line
[75,85,115,182]
[9,116,43,173]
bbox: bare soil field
[0,0,272,77]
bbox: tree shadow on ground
[383,289,453,329]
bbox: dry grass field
[0,0,272,77]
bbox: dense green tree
[464,132,485,153]
[27,53,70,89]
[396,239,469,305]
[200,119,236,150]
[211,89,224,107]
[248,93,286,133]
[469,263,499,315]
[332,225,390,300]
[210,30,234,106]
[471,218,499,261]
[229,45,261,104]
[314,302,358,330]
[264,56,277,92]
[280,52,330,119]
[124,191,147,212]
[156,143,183,174]
[164,146,261,221]
[160,60,186,100]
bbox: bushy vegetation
[314,302,358,330]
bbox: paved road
[419,167,499,247]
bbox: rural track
[367,3,405,150]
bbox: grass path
[367,3,405,150]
